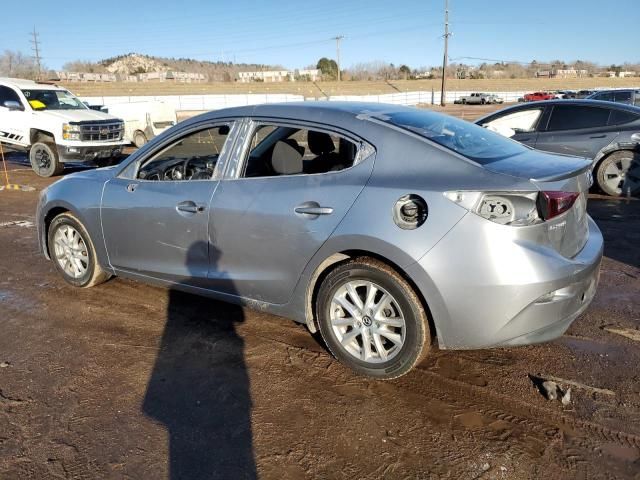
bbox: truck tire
[133,130,147,148]
[30,142,63,177]
[461,99,466,104]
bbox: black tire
[47,212,111,288]
[133,130,147,149]
[596,150,640,197]
[316,257,430,379]
[30,141,63,177]
[461,99,466,104]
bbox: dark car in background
[476,100,640,196]
[587,89,640,106]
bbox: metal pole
[440,0,450,106]
[334,35,344,81]
[30,26,42,80]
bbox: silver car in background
[37,102,603,379]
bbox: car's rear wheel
[47,213,110,288]
[317,258,430,379]
[30,142,63,177]
[596,150,640,197]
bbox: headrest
[272,140,303,175]
[308,130,336,155]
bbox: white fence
[81,90,527,111]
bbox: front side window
[547,106,610,131]
[242,124,357,178]
[137,125,231,181]
[482,108,543,137]
[380,109,528,164]
[21,89,86,111]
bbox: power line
[30,26,42,80]
[440,0,451,106]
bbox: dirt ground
[60,77,640,98]
[1,130,640,479]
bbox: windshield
[378,109,529,164]
[21,89,87,111]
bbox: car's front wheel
[317,258,430,379]
[47,212,110,288]
[30,142,63,177]
[596,150,640,197]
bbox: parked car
[476,99,640,196]
[37,102,602,379]
[486,94,504,104]
[0,77,127,176]
[587,89,640,106]
[524,92,555,102]
[100,101,178,148]
[575,90,595,99]
[459,92,491,104]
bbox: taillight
[537,191,579,220]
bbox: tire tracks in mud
[248,330,640,477]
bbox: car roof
[0,77,65,90]
[181,101,427,129]
[475,99,640,123]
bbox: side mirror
[3,100,24,111]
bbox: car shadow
[142,241,257,479]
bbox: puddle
[560,337,625,358]
[0,220,34,228]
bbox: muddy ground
[1,142,640,479]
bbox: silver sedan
[37,102,603,379]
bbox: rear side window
[547,106,610,131]
[482,108,543,136]
[380,109,528,164]
[242,124,358,178]
[608,109,640,126]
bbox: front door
[208,121,375,304]
[101,123,234,285]
[0,86,29,147]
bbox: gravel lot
[1,135,639,478]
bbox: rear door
[207,119,375,304]
[534,104,617,158]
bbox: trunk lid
[485,150,592,258]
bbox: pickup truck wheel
[30,142,63,177]
[133,131,147,148]
[317,258,430,379]
[596,151,640,197]
[47,212,110,288]
[461,99,466,104]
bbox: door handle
[295,201,333,218]
[589,134,606,139]
[176,201,205,214]
[126,183,137,192]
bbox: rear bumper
[407,214,603,349]
[57,143,126,163]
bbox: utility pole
[333,35,344,81]
[440,0,450,106]
[30,26,42,80]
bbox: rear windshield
[379,109,528,164]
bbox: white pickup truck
[0,78,127,177]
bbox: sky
[1,0,638,71]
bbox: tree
[399,64,411,80]
[0,50,41,79]
[316,57,338,80]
